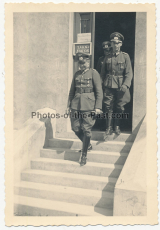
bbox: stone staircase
[14,131,135,216]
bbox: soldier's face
[111,41,122,53]
[104,48,110,56]
[79,60,90,70]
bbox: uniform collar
[81,68,89,74]
[112,51,120,56]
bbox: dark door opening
[93,12,136,132]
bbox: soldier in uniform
[67,52,103,166]
[96,41,112,131]
[96,41,112,74]
[101,32,133,139]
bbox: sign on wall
[73,42,92,56]
[77,33,91,42]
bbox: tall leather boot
[114,110,123,135]
[103,115,113,140]
[75,130,83,142]
[75,130,92,153]
[80,135,90,166]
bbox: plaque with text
[73,42,92,56]
[77,33,91,42]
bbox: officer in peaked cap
[67,52,103,166]
[101,32,133,139]
[96,41,112,74]
[76,52,90,64]
[110,32,124,43]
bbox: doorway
[93,12,136,132]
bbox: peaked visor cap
[76,52,91,63]
[110,32,124,43]
[102,41,111,49]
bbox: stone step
[92,131,135,142]
[21,170,117,192]
[48,138,133,153]
[56,131,135,142]
[14,181,113,209]
[14,203,77,216]
[14,195,113,216]
[40,148,128,165]
[31,158,123,178]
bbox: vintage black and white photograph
[5,3,157,226]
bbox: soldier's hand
[120,85,128,92]
[95,109,102,114]
[66,107,71,114]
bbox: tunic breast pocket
[118,61,125,71]
[84,78,92,87]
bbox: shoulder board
[122,52,128,55]
[92,68,97,72]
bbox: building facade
[14,12,146,135]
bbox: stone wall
[14,12,147,134]
[14,117,45,183]
[14,13,70,133]
[132,12,146,131]
[113,116,146,216]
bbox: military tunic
[68,68,103,137]
[96,55,107,130]
[101,51,133,112]
[96,56,105,74]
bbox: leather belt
[76,88,93,94]
[106,74,123,78]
